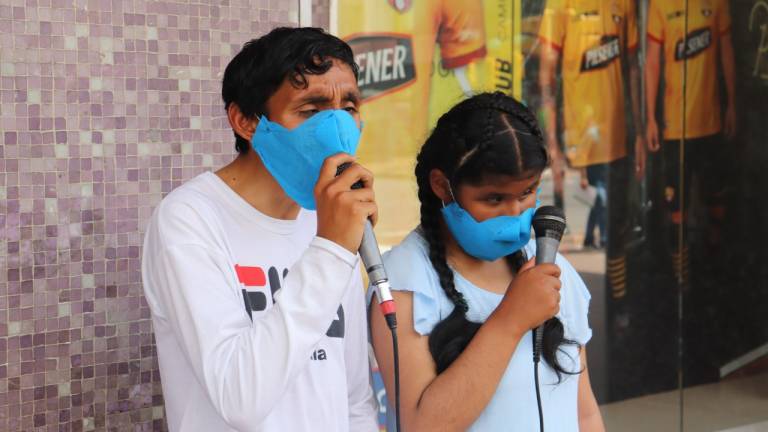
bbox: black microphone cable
[533,328,545,432]
[382,295,401,432]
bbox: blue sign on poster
[372,365,390,431]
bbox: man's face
[265,58,361,129]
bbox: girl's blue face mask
[251,109,361,210]
[441,186,539,261]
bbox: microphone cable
[381,302,401,432]
[533,328,544,432]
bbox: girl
[370,92,604,431]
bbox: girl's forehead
[461,172,541,191]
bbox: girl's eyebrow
[524,179,540,191]
[479,179,540,198]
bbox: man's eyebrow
[294,92,333,107]
[293,89,360,107]
[343,90,361,104]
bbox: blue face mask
[251,109,361,210]
[441,189,539,261]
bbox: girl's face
[453,172,541,222]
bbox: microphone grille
[532,205,566,240]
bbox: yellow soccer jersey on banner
[648,0,730,140]
[338,0,486,176]
[539,0,638,168]
[428,0,521,128]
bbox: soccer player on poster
[538,0,646,334]
[645,0,737,385]
[645,0,736,288]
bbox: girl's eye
[518,189,534,201]
[486,195,504,204]
[344,106,358,113]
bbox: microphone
[336,163,397,329]
[531,205,566,362]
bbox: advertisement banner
[337,1,522,177]
[336,0,522,247]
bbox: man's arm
[453,66,474,97]
[144,201,359,430]
[345,277,378,431]
[629,50,646,177]
[645,39,662,152]
[539,44,566,194]
[721,33,737,139]
[625,0,646,178]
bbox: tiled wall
[0,1,300,430]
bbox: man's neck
[215,151,302,220]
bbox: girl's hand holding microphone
[495,258,562,336]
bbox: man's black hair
[222,27,359,154]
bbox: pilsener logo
[581,35,621,72]
[675,28,712,61]
[346,34,416,101]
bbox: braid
[483,105,496,146]
[415,131,481,374]
[445,92,548,177]
[483,91,544,140]
[418,188,468,313]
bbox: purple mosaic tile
[1,1,300,430]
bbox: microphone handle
[361,220,396,321]
[535,237,560,266]
[534,325,545,362]
[335,162,396,319]
[533,236,561,362]
[360,220,387,287]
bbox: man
[538,0,645,327]
[141,27,379,431]
[645,0,736,288]
[645,0,737,386]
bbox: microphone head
[532,205,566,241]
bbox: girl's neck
[443,230,515,295]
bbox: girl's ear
[429,169,453,204]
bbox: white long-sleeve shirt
[141,172,378,432]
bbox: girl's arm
[577,348,605,432]
[370,291,525,432]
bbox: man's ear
[227,103,258,142]
[429,169,453,204]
